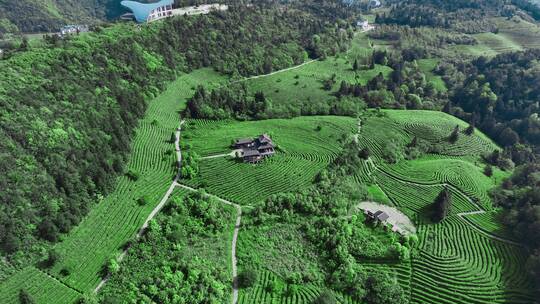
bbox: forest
[0,1,354,266]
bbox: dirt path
[200,149,240,160]
[177,184,242,304]
[94,120,185,294]
[229,59,318,85]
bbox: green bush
[238,269,258,288]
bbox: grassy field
[181,116,356,205]
[450,17,540,56]
[0,68,229,301]
[243,33,393,109]
[416,59,448,92]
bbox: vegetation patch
[98,189,236,303]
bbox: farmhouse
[59,24,89,36]
[365,209,389,224]
[233,134,276,163]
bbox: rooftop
[374,210,389,221]
[121,0,174,23]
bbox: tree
[499,127,520,146]
[338,80,350,96]
[365,272,407,304]
[137,196,149,206]
[408,136,418,148]
[43,249,60,268]
[433,187,452,222]
[38,219,59,242]
[19,289,35,304]
[359,147,370,160]
[465,123,475,135]
[238,269,257,288]
[448,125,459,143]
[2,232,20,253]
[442,101,451,113]
[106,258,120,275]
[313,290,337,304]
[484,164,493,177]
[353,59,359,71]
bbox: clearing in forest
[355,201,417,235]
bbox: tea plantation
[230,109,535,304]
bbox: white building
[60,25,89,36]
[369,0,382,8]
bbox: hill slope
[0,0,121,33]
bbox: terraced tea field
[0,267,80,304]
[0,69,228,302]
[181,116,356,205]
[237,109,535,304]
[353,110,535,304]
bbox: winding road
[176,183,242,304]
[94,118,243,304]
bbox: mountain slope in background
[0,0,123,33]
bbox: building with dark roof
[365,209,390,224]
[233,134,276,163]
[374,210,389,222]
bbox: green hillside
[0,0,122,33]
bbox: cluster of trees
[98,191,232,303]
[0,2,358,262]
[185,82,365,120]
[181,149,200,179]
[447,50,540,149]
[337,57,446,110]
[185,84,270,120]
[375,0,540,34]
[490,163,540,293]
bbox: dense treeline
[377,0,531,34]
[491,163,540,294]
[0,2,355,262]
[447,50,540,151]
[184,79,362,120]
[0,0,122,33]
[368,25,477,58]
